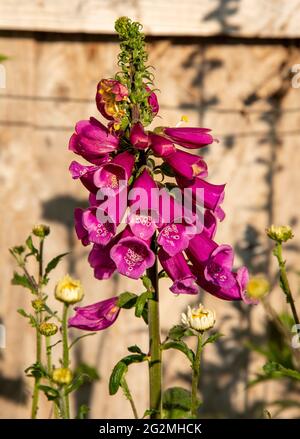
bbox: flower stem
[121,377,139,419]
[147,239,162,419]
[62,303,70,418]
[191,333,202,418]
[31,326,42,419]
[274,243,300,326]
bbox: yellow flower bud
[32,299,45,312]
[181,303,216,332]
[32,224,50,238]
[52,368,73,385]
[55,274,84,304]
[39,322,58,337]
[266,225,293,243]
[246,276,270,300]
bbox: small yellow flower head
[181,303,216,332]
[246,276,270,300]
[266,225,293,243]
[39,322,58,337]
[32,224,50,238]
[32,299,45,312]
[55,274,84,304]
[181,115,189,123]
[52,368,73,385]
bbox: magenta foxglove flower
[164,127,213,149]
[187,233,251,302]
[96,79,128,121]
[158,248,199,295]
[130,122,150,150]
[149,134,176,158]
[110,227,155,279]
[93,150,135,195]
[157,223,192,257]
[68,296,120,331]
[81,207,116,246]
[88,242,117,280]
[69,160,107,193]
[176,175,225,220]
[165,149,208,179]
[74,208,90,246]
[69,118,119,164]
[146,86,159,115]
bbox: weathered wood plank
[0,0,300,38]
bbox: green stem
[62,303,70,418]
[46,336,52,374]
[275,243,300,326]
[147,239,162,419]
[191,333,202,418]
[31,326,42,419]
[121,377,139,419]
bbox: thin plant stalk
[121,377,139,419]
[191,333,202,418]
[62,303,70,418]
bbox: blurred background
[1,0,300,419]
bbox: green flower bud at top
[39,322,58,336]
[266,225,293,243]
[181,303,216,332]
[32,299,45,312]
[55,274,84,304]
[52,367,73,385]
[32,224,50,238]
[246,276,270,300]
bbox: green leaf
[11,272,35,292]
[128,345,145,355]
[0,54,8,62]
[117,292,138,309]
[69,333,96,350]
[141,275,154,292]
[25,235,38,256]
[38,385,59,401]
[163,387,194,419]
[25,362,48,379]
[161,162,175,177]
[109,361,128,395]
[162,340,195,363]
[76,404,90,419]
[141,306,149,325]
[263,361,300,381]
[202,332,224,347]
[75,363,100,382]
[135,291,152,318]
[168,325,194,341]
[44,252,69,277]
[17,308,29,318]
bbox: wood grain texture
[1,0,300,37]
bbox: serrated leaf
[202,332,224,347]
[25,362,48,379]
[44,252,68,277]
[162,340,195,363]
[168,325,187,341]
[109,361,128,395]
[11,272,35,292]
[135,291,152,318]
[263,361,300,381]
[38,385,59,401]
[117,292,138,309]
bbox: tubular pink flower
[69,160,108,193]
[74,208,90,246]
[96,79,128,121]
[146,86,159,115]
[130,122,150,150]
[88,241,117,280]
[69,117,119,163]
[158,248,199,295]
[110,227,155,279]
[164,127,213,149]
[81,206,116,246]
[165,149,208,179]
[93,150,135,195]
[68,297,120,331]
[149,133,176,158]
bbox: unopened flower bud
[32,299,45,312]
[11,245,25,255]
[39,322,58,336]
[246,276,270,300]
[32,224,50,238]
[266,225,293,243]
[52,368,72,385]
[181,303,216,332]
[55,274,84,304]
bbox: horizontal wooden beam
[0,0,300,38]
